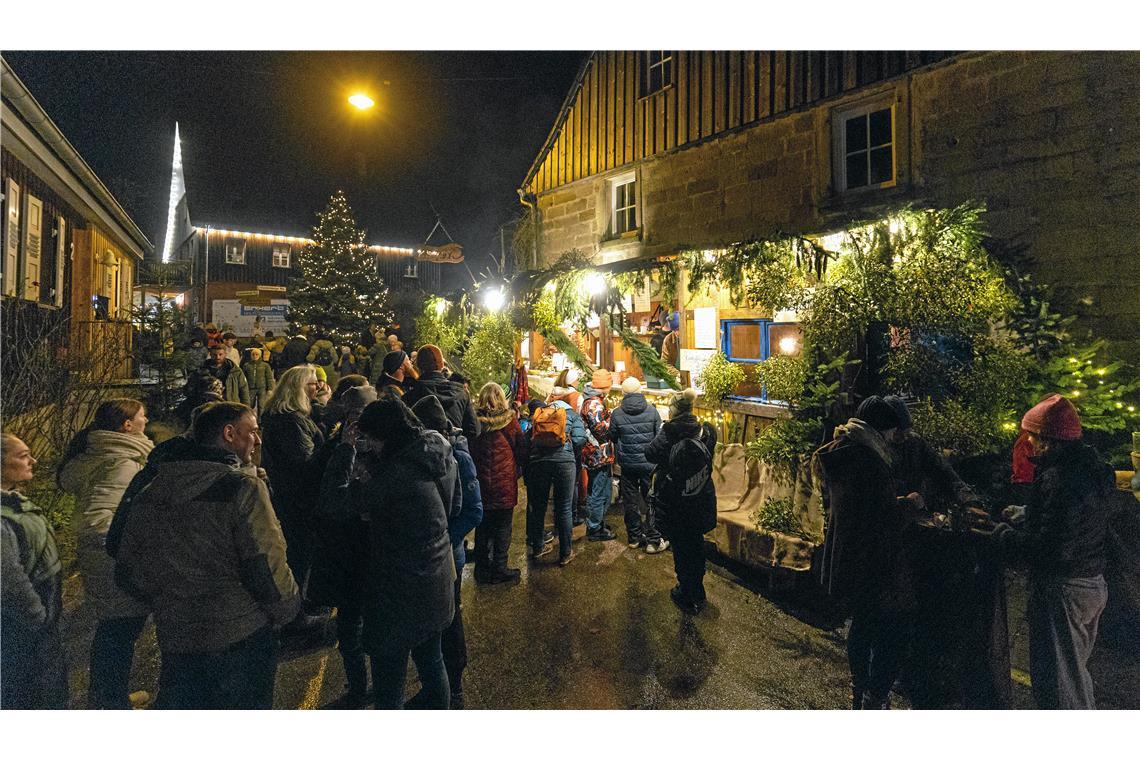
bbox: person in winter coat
[645,389,718,614]
[335,345,359,380]
[319,395,456,709]
[403,344,480,439]
[176,375,224,428]
[200,343,251,406]
[310,385,378,708]
[260,365,327,588]
[813,396,917,709]
[204,322,223,348]
[56,399,154,709]
[243,347,276,414]
[114,403,299,709]
[609,376,666,552]
[321,374,370,434]
[882,395,980,516]
[526,392,588,566]
[221,331,242,366]
[1,433,68,710]
[580,370,617,541]
[281,332,310,370]
[471,382,526,584]
[184,338,208,377]
[307,337,339,387]
[375,349,415,397]
[990,394,1113,709]
[411,395,483,709]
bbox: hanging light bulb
[584,272,606,296]
[482,286,505,312]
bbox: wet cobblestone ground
[63,499,1137,709]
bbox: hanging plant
[696,351,745,405]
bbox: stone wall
[535,51,1140,361]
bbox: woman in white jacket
[58,399,154,709]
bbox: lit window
[834,102,895,192]
[404,262,418,278]
[642,51,673,97]
[610,173,637,236]
[225,241,246,265]
[721,319,804,401]
[272,246,290,268]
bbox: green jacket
[1,490,62,632]
[243,360,276,398]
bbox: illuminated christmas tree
[288,191,392,343]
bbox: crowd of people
[0,323,1116,711]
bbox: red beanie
[1021,394,1082,441]
[416,344,445,374]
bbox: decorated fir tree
[288,191,392,343]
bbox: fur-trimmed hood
[477,406,514,433]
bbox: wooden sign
[418,243,464,263]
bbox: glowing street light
[482,286,505,312]
[348,93,375,110]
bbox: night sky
[3,50,585,289]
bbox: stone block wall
[535,51,1140,361]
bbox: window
[642,51,673,97]
[272,246,291,268]
[721,319,804,401]
[225,240,246,264]
[403,261,418,278]
[610,173,637,236]
[834,102,895,192]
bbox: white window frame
[403,261,419,279]
[271,245,291,268]
[225,240,246,265]
[609,171,638,237]
[833,99,896,193]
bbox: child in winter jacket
[243,348,276,413]
[580,370,617,541]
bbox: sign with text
[680,348,718,392]
[212,299,289,336]
[693,307,718,349]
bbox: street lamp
[348,93,375,110]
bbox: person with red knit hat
[403,344,480,440]
[991,393,1114,709]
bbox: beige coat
[59,430,154,619]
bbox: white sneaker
[645,539,669,554]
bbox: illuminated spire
[161,122,186,262]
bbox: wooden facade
[524,51,952,194]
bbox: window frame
[609,171,638,238]
[271,245,291,269]
[833,99,897,194]
[641,51,673,98]
[720,318,801,402]
[224,239,247,265]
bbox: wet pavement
[62,498,1137,710]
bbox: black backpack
[314,346,334,366]
[661,435,713,502]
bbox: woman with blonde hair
[261,365,326,588]
[471,382,526,584]
[3,432,68,709]
[58,398,153,708]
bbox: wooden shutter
[3,179,19,297]
[22,193,43,301]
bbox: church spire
[160,122,187,262]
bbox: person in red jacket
[471,382,525,584]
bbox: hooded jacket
[403,371,481,440]
[995,440,1113,579]
[319,429,457,653]
[609,392,662,476]
[644,412,718,538]
[1,490,62,638]
[113,447,300,654]
[307,339,339,386]
[446,432,483,571]
[472,407,524,509]
[58,430,154,619]
[200,358,250,406]
[260,409,326,523]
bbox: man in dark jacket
[883,395,979,516]
[402,344,480,440]
[375,349,413,397]
[281,332,311,370]
[411,396,483,709]
[114,402,300,709]
[813,396,916,709]
[609,376,666,552]
[991,394,1112,709]
[645,388,718,615]
[319,395,456,709]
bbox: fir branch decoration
[536,324,596,376]
[615,324,681,390]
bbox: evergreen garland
[536,323,596,377]
[615,323,680,390]
[288,191,392,343]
